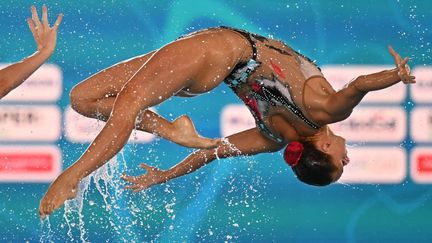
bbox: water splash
[199,137,270,241]
[39,138,271,242]
[57,151,137,242]
[63,174,91,242]
[40,216,53,243]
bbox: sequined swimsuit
[220,26,323,144]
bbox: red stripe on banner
[0,153,53,172]
[417,155,432,173]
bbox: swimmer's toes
[47,202,54,212]
[52,202,59,212]
[39,199,47,217]
[52,200,63,213]
[38,205,45,218]
[39,196,60,218]
[45,204,53,215]
[40,202,50,218]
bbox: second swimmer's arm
[0,49,53,98]
[122,127,284,192]
[0,5,62,99]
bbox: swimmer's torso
[220,27,323,143]
[175,26,324,143]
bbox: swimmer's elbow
[322,86,363,123]
[247,142,284,155]
[268,144,284,153]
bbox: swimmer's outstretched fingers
[388,45,416,84]
[122,163,167,192]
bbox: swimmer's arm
[346,46,414,92]
[0,50,53,98]
[0,5,62,99]
[323,47,414,123]
[322,69,400,122]
[122,127,284,191]
[165,127,283,178]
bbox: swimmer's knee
[70,85,92,114]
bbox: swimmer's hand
[27,5,63,55]
[388,45,416,84]
[121,163,167,192]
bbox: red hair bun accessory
[284,141,304,167]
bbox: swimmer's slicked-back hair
[291,141,336,186]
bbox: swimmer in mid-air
[0,5,62,99]
[39,26,415,218]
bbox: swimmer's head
[285,127,349,186]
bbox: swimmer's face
[327,134,349,182]
[314,131,349,183]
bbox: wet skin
[39,28,414,218]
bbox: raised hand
[27,5,63,55]
[388,45,415,84]
[122,163,168,192]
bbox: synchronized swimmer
[0,3,413,217]
[38,25,415,218]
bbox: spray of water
[40,137,270,241]
[39,216,53,243]
[58,151,133,242]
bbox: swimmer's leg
[69,52,220,149]
[39,42,220,217]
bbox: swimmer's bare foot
[39,172,79,219]
[172,115,221,149]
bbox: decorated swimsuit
[220,26,323,144]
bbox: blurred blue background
[0,0,431,242]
